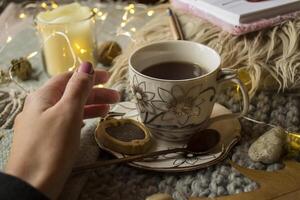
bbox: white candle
[36,3,96,76]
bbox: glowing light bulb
[19,13,27,19]
[93,8,99,13]
[122,12,128,21]
[129,4,135,9]
[51,2,58,9]
[80,49,87,54]
[6,36,12,43]
[100,13,107,21]
[129,9,135,14]
[147,10,154,16]
[41,2,48,9]
[96,84,104,88]
[68,67,75,72]
[75,43,81,50]
[121,22,126,27]
[124,3,135,11]
[27,51,38,59]
[97,11,103,17]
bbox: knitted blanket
[79,88,297,200]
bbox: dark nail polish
[79,62,94,74]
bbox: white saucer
[95,102,241,172]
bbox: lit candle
[36,3,96,76]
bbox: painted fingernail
[79,62,94,74]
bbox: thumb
[60,62,94,109]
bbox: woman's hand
[5,62,120,199]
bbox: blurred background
[0,0,169,13]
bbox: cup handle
[206,68,249,126]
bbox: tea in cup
[129,41,249,141]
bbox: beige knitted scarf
[108,4,300,96]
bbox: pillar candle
[36,3,96,76]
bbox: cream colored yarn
[108,5,300,96]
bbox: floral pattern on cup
[129,41,249,141]
[132,75,156,114]
[151,85,216,127]
[131,73,218,128]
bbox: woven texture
[78,87,298,200]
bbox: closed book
[175,0,300,25]
[172,0,300,35]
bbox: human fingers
[59,62,95,112]
[86,88,120,105]
[25,66,109,112]
[38,70,109,97]
[94,70,110,85]
[83,104,110,119]
[24,72,73,111]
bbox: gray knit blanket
[78,86,298,200]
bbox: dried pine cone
[97,41,122,66]
[10,57,33,81]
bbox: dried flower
[10,57,33,81]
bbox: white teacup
[129,41,249,141]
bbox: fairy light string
[0,1,299,156]
[0,1,144,91]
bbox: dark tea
[140,61,205,80]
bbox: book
[172,0,300,35]
[175,0,300,25]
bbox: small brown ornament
[97,41,122,66]
[10,57,33,81]
[0,69,9,84]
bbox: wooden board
[191,160,300,200]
